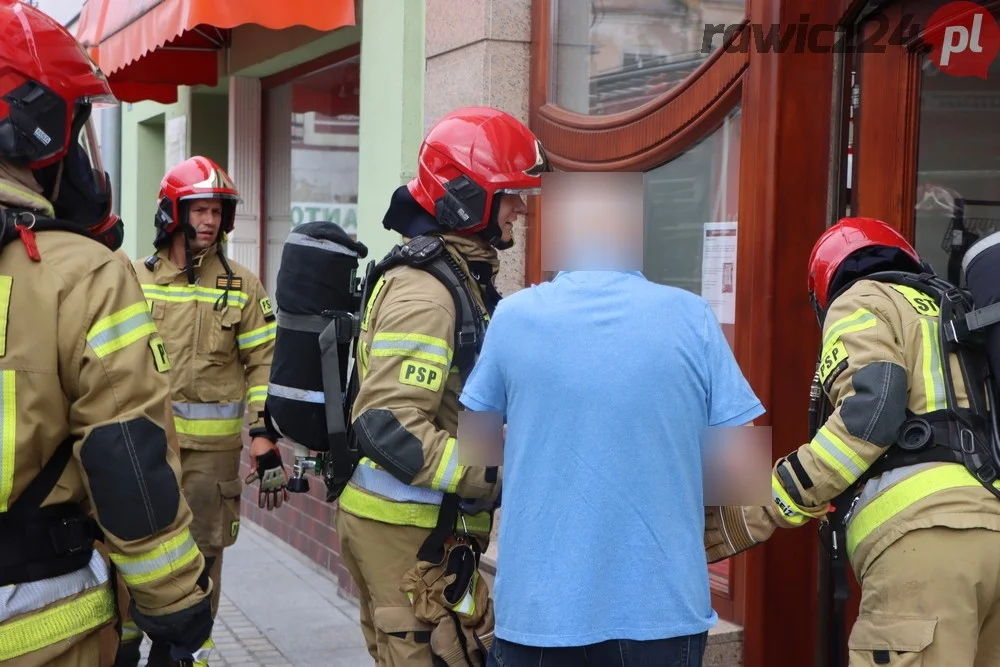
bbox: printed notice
[166,115,187,170]
[701,222,737,325]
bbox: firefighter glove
[245,447,288,510]
[704,505,778,563]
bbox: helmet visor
[72,114,109,199]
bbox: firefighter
[125,156,285,665]
[0,2,214,666]
[704,217,1000,666]
[335,106,547,666]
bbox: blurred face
[496,193,528,244]
[187,198,223,252]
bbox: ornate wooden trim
[535,24,749,171]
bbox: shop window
[913,52,1000,287]
[263,58,360,298]
[548,0,745,116]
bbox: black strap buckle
[50,516,92,555]
[457,328,478,348]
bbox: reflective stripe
[267,383,323,404]
[360,275,386,332]
[822,309,877,357]
[339,479,493,533]
[246,385,269,405]
[237,322,276,351]
[352,458,446,505]
[771,476,810,526]
[87,302,157,358]
[453,571,478,616]
[431,438,462,494]
[172,401,245,437]
[0,182,54,217]
[371,333,452,367]
[921,319,947,412]
[0,370,14,513]
[846,464,1000,559]
[0,587,115,661]
[121,620,142,642]
[0,549,109,623]
[0,275,11,357]
[141,284,249,308]
[809,426,868,484]
[286,233,361,256]
[109,529,200,587]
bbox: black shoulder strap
[7,435,75,516]
[0,209,100,257]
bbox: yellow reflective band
[174,417,244,437]
[339,484,493,533]
[371,333,452,367]
[431,438,463,494]
[453,570,478,616]
[141,284,249,308]
[110,529,201,586]
[809,426,868,485]
[87,302,158,358]
[0,182,54,217]
[846,465,1000,559]
[771,476,810,525]
[0,370,13,513]
[0,586,115,661]
[822,309,876,359]
[121,620,142,643]
[247,385,268,405]
[888,284,940,317]
[360,275,386,332]
[237,322,276,351]
[0,275,11,357]
[921,319,947,412]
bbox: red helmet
[0,0,115,169]
[154,156,240,246]
[407,106,548,238]
[808,217,921,311]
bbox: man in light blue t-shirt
[459,172,765,667]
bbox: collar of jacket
[433,232,501,281]
[152,244,222,284]
[0,161,55,217]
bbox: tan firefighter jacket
[0,172,212,666]
[338,233,503,536]
[707,278,1000,578]
[133,246,276,451]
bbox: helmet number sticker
[399,360,443,393]
[149,336,171,373]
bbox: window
[913,52,1000,287]
[263,58,360,297]
[548,0,746,116]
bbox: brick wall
[237,433,359,600]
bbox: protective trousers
[848,526,1000,666]
[336,509,494,667]
[115,448,240,666]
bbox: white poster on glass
[701,222,738,325]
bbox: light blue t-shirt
[459,270,765,647]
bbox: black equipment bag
[264,221,368,454]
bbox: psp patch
[230,520,240,540]
[149,336,171,373]
[819,340,848,392]
[259,297,274,321]
[399,360,443,392]
[216,275,243,291]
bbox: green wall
[117,1,427,265]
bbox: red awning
[76,0,356,104]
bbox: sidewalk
[139,521,371,666]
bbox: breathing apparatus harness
[811,269,1000,666]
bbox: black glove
[131,597,213,659]
[245,447,288,510]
